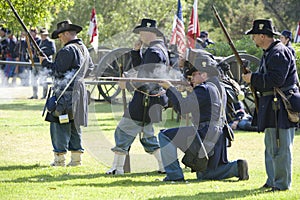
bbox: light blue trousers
[264,128,295,190]
[111,117,160,154]
[159,127,239,181]
[50,121,83,153]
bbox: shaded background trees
[0,0,299,55]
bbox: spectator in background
[280,30,295,57]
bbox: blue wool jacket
[123,40,169,123]
[251,40,298,131]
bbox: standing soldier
[243,19,299,191]
[39,20,94,167]
[106,18,169,175]
[39,28,56,99]
[15,31,30,86]
[27,28,41,99]
[0,27,9,85]
[3,29,17,86]
[280,30,295,57]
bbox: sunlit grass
[1,99,300,199]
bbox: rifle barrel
[86,77,190,86]
[212,5,248,74]
[212,5,258,113]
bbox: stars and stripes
[170,0,186,56]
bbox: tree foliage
[0,0,74,33]
[1,0,299,56]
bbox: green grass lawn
[1,99,300,200]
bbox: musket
[25,35,35,69]
[212,5,258,112]
[85,77,191,86]
[6,0,45,57]
[42,87,52,117]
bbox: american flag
[187,0,200,48]
[88,8,99,51]
[295,20,300,43]
[170,0,186,56]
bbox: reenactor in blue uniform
[3,29,17,86]
[0,27,9,85]
[106,18,169,175]
[243,19,299,191]
[0,27,9,70]
[27,28,41,99]
[159,49,249,182]
[39,28,56,98]
[39,20,94,167]
[15,32,30,86]
[280,30,295,57]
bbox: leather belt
[257,84,298,97]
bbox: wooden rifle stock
[212,5,249,74]
[212,5,258,113]
[25,35,35,69]
[6,0,45,57]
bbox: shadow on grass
[148,188,266,200]
[2,167,162,183]
[0,164,45,171]
[0,103,43,111]
[1,165,268,198]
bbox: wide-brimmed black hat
[281,30,292,40]
[184,48,219,77]
[133,18,163,37]
[51,20,82,39]
[245,19,280,36]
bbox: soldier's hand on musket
[159,80,173,89]
[242,72,252,84]
[39,55,47,64]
